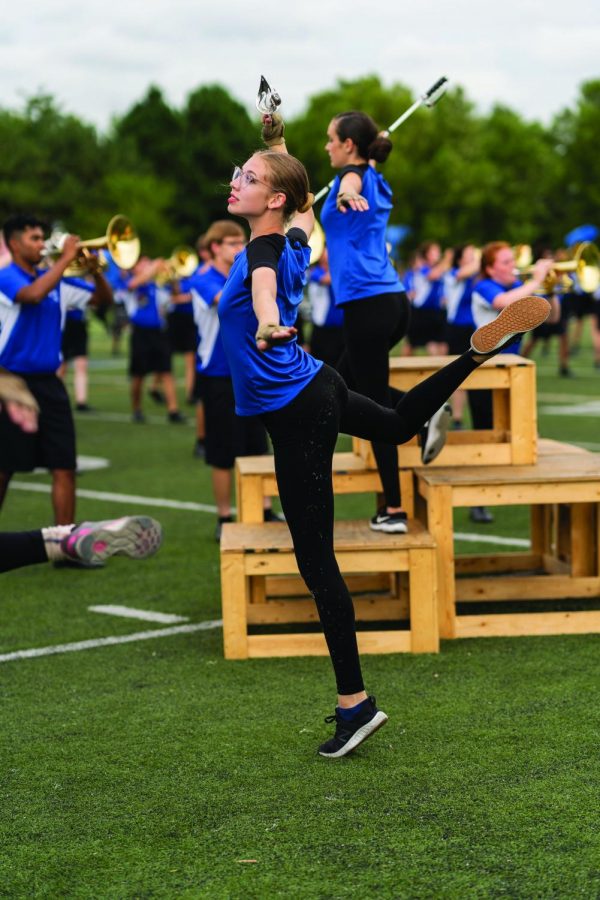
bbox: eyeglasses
[231,166,275,191]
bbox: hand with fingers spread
[0,371,39,433]
[336,190,369,213]
[255,322,297,352]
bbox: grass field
[1,320,600,898]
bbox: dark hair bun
[367,135,393,163]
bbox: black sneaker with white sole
[318,696,388,759]
[369,509,408,534]
[420,403,452,465]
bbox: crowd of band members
[1,215,600,539]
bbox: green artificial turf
[1,320,599,898]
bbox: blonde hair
[257,151,314,220]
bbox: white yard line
[0,620,223,664]
[455,531,530,548]
[11,481,220,514]
[88,605,189,624]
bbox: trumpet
[517,242,600,294]
[44,215,140,277]
[155,246,199,286]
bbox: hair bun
[298,192,314,214]
[367,135,393,163]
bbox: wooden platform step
[220,519,439,658]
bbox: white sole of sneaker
[318,711,389,759]
[369,521,409,534]
[470,296,551,355]
[421,403,452,465]
[76,516,163,563]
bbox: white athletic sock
[41,525,75,562]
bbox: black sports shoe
[420,403,452,465]
[318,696,388,759]
[469,506,494,524]
[193,439,206,459]
[215,515,233,543]
[149,388,166,405]
[263,508,285,523]
[370,509,408,534]
[168,411,186,424]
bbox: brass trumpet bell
[156,246,199,285]
[519,242,600,294]
[44,215,140,277]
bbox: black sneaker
[75,402,94,413]
[469,506,494,524]
[132,410,146,424]
[149,389,166,405]
[318,696,388,759]
[420,403,452,465]
[215,515,233,542]
[168,411,186,424]
[193,439,206,459]
[370,509,408,534]
[263,508,285,523]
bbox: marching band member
[218,114,550,757]
[307,247,345,368]
[0,214,111,526]
[406,241,452,356]
[443,244,480,428]
[178,219,282,541]
[123,257,185,424]
[320,111,449,534]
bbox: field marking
[540,400,600,417]
[0,620,223,664]
[71,411,195,427]
[455,531,530,548]
[30,455,110,476]
[88,605,189,624]
[11,481,220,514]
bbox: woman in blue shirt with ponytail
[217,113,550,759]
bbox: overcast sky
[1,0,599,131]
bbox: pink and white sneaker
[61,516,162,565]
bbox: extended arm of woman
[252,267,297,351]
[492,259,555,309]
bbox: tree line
[1,76,598,258]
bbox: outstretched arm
[251,267,297,352]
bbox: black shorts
[445,322,473,355]
[61,318,88,361]
[129,326,172,377]
[200,375,268,469]
[563,292,593,320]
[0,373,76,472]
[408,307,447,347]
[532,319,566,338]
[167,311,198,354]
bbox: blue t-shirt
[0,263,93,373]
[308,266,344,328]
[188,266,230,378]
[218,232,322,416]
[412,265,445,310]
[444,269,475,328]
[472,277,524,353]
[124,282,169,329]
[320,165,404,305]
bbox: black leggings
[336,292,410,509]
[0,531,47,573]
[260,352,479,694]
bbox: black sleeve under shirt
[246,229,308,276]
[246,233,286,275]
[338,163,368,186]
